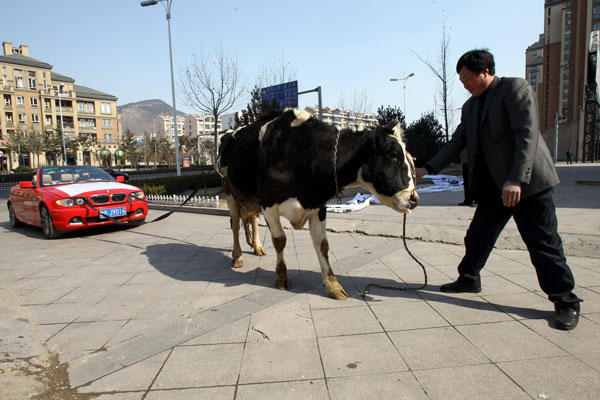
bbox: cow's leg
[250,215,267,256]
[309,208,349,299]
[227,195,244,268]
[263,207,291,290]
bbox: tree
[412,23,455,142]
[42,127,65,166]
[180,45,245,164]
[376,105,406,130]
[26,125,44,167]
[120,129,139,167]
[236,86,280,127]
[404,112,445,167]
[7,127,30,168]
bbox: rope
[361,213,428,297]
[333,129,343,204]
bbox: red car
[7,165,148,239]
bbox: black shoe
[440,276,482,293]
[554,302,580,331]
[458,201,473,206]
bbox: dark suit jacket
[427,76,559,199]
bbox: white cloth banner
[326,175,464,213]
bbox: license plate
[99,206,126,219]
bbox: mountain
[117,99,187,134]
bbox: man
[415,49,581,330]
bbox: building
[0,42,121,170]
[527,1,600,162]
[156,114,185,143]
[184,113,222,163]
[304,106,378,131]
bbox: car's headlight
[56,197,87,207]
[129,191,145,200]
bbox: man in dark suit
[415,49,581,330]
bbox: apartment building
[526,0,600,162]
[0,42,121,170]
[304,106,378,131]
[156,114,185,143]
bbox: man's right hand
[415,167,429,179]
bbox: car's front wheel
[40,205,63,239]
[8,202,24,228]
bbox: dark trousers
[458,188,579,304]
[462,164,472,203]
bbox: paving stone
[153,344,243,388]
[415,364,530,400]
[457,321,567,362]
[498,356,600,400]
[389,326,488,370]
[312,305,382,337]
[370,300,449,331]
[236,379,328,400]
[327,372,429,400]
[318,333,408,378]
[239,339,323,384]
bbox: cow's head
[357,120,419,213]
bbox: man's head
[456,49,495,97]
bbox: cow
[219,109,418,299]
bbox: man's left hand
[502,181,522,207]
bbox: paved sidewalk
[0,164,598,399]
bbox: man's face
[458,66,493,97]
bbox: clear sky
[4,0,544,127]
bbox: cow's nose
[409,190,419,209]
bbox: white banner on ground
[326,175,464,212]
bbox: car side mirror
[116,176,125,182]
[19,181,34,188]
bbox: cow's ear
[383,119,403,139]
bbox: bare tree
[256,51,297,88]
[337,89,373,130]
[412,23,455,142]
[180,45,245,164]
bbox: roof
[51,71,75,83]
[74,84,117,101]
[0,53,53,69]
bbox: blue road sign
[261,80,298,108]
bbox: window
[4,95,11,106]
[31,97,39,107]
[6,113,13,124]
[16,96,24,106]
[101,102,111,114]
[28,71,37,89]
[16,76,24,88]
[104,133,114,143]
[45,115,52,126]
[18,113,26,123]
[32,113,40,124]
[44,99,51,109]
[102,119,113,128]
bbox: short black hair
[456,49,495,75]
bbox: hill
[117,99,187,134]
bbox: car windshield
[39,166,116,187]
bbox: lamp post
[141,0,181,176]
[390,72,415,118]
[57,84,68,165]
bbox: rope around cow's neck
[360,213,428,297]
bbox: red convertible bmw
[7,165,148,239]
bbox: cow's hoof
[276,279,292,290]
[232,258,244,268]
[254,246,267,256]
[328,286,349,300]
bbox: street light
[141,0,181,176]
[390,72,415,118]
[57,84,68,165]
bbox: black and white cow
[219,109,418,299]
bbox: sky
[4,0,544,127]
